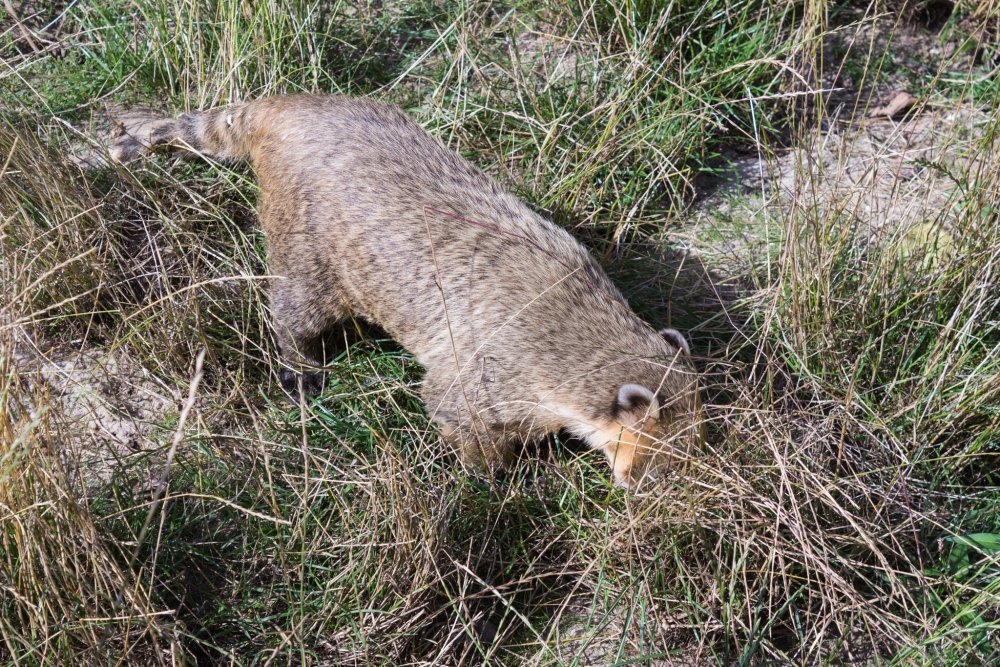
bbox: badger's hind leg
[274,327,326,398]
[271,281,345,398]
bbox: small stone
[868,91,918,119]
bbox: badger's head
[572,328,703,489]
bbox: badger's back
[110,94,670,400]
[248,98,640,374]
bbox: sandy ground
[14,343,178,493]
[684,15,996,281]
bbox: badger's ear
[659,327,691,355]
[614,384,660,420]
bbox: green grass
[3,0,1000,664]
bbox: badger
[106,94,701,487]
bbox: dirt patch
[716,103,986,211]
[16,344,178,492]
[684,13,996,263]
[2,1,73,58]
[686,99,993,277]
[511,27,582,87]
[534,599,714,666]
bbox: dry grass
[2,0,999,664]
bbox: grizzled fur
[107,94,701,487]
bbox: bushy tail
[107,103,256,163]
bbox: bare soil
[15,343,177,492]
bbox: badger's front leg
[421,372,515,472]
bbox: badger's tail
[107,103,257,163]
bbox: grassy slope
[2,0,999,664]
